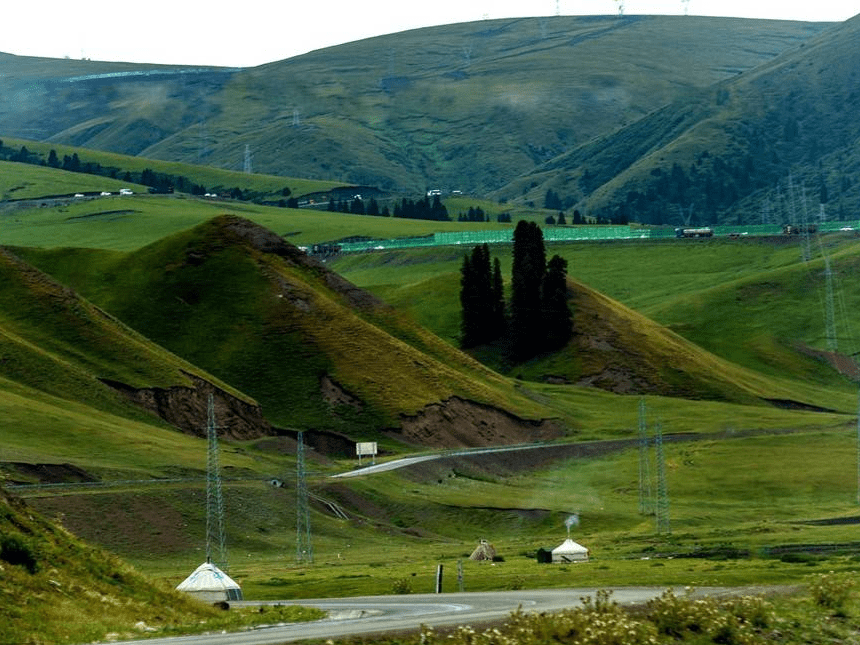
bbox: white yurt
[176,561,243,602]
[551,538,589,563]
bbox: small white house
[176,561,243,602]
[551,538,589,563]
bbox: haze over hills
[0,15,843,218]
[509,13,860,226]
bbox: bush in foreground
[346,573,860,645]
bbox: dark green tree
[510,221,546,360]
[541,255,572,350]
[47,149,60,168]
[491,257,506,339]
[460,244,503,348]
[544,189,562,210]
[459,253,481,348]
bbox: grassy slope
[21,215,550,434]
[511,15,860,224]
[332,235,859,412]
[0,169,536,251]
[0,484,326,645]
[0,136,345,199]
[0,159,147,199]
[3,17,824,195]
[0,245,251,414]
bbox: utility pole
[205,393,227,569]
[296,431,313,564]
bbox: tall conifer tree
[541,254,573,350]
[510,221,546,360]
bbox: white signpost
[356,441,378,466]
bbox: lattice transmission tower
[822,246,837,352]
[205,393,228,569]
[654,421,671,534]
[296,431,313,564]
[638,399,653,515]
[243,144,252,174]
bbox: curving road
[111,587,732,645]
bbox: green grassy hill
[0,136,346,202]
[15,215,554,442]
[332,234,859,414]
[0,16,829,195]
[0,244,253,422]
[507,14,860,225]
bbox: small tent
[469,539,497,561]
[551,538,589,563]
[176,561,243,602]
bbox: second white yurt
[551,538,589,563]
[176,561,243,602]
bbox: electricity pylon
[638,399,653,515]
[205,393,227,569]
[296,431,313,564]
[654,421,671,535]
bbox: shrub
[809,572,856,613]
[646,588,774,643]
[0,534,39,574]
[392,577,413,595]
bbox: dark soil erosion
[394,397,563,448]
[102,373,275,440]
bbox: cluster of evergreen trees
[393,196,449,221]
[459,244,505,348]
[459,221,573,361]
[328,197,385,215]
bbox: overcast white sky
[4,0,857,68]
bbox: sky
[4,0,857,68]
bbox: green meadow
[2,157,860,644]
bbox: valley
[1,12,860,644]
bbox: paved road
[110,587,730,645]
[330,443,556,478]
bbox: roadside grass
[312,576,860,645]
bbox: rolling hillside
[507,14,860,225]
[0,16,830,194]
[0,245,275,441]
[14,215,561,447]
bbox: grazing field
[2,160,860,645]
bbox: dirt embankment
[393,396,564,449]
[101,373,275,440]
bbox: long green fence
[334,220,860,254]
